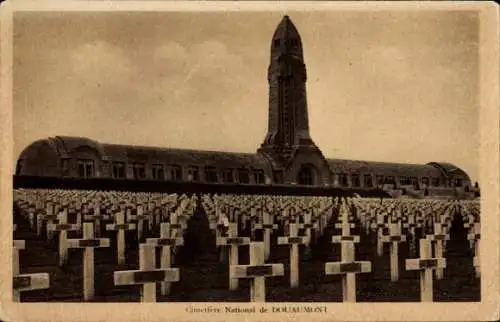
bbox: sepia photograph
[1,1,498,322]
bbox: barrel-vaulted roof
[101,143,270,169]
[326,158,442,177]
[427,162,471,180]
[18,136,271,170]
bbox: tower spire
[259,15,316,164]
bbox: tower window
[287,38,299,47]
[274,39,280,48]
[454,178,463,187]
[112,162,126,179]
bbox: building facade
[16,16,476,199]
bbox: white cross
[426,223,450,280]
[381,222,407,282]
[325,235,371,302]
[230,242,284,302]
[114,243,180,302]
[146,223,184,295]
[66,222,110,301]
[405,238,446,302]
[105,211,136,265]
[277,223,308,288]
[216,223,250,290]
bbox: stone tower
[258,16,331,185]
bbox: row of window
[77,159,266,184]
[273,38,299,48]
[335,173,460,188]
[76,159,466,188]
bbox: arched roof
[101,143,270,170]
[18,136,272,174]
[17,139,58,163]
[18,136,107,161]
[50,136,107,159]
[327,158,443,177]
[427,162,471,179]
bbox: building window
[205,166,218,183]
[168,165,182,181]
[77,159,95,178]
[132,163,146,179]
[376,175,384,186]
[238,168,250,184]
[364,174,373,187]
[339,173,348,187]
[187,166,199,181]
[454,178,463,187]
[385,176,395,185]
[112,162,126,179]
[151,164,164,180]
[431,177,440,187]
[273,171,283,184]
[253,169,265,184]
[222,168,234,183]
[422,177,429,186]
[274,39,280,48]
[351,174,360,187]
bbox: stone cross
[325,235,371,302]
[216,223,250,290]
[277,223,308,288]
[381,222,407,282]
[114,243,180,302]
[426,223,450,280]
[66,222,111,301]
[405,238,446,302]
[467,222,480,278]
[146,223,184,295]
[105,211,136,265]
[48,209,80,266]
[12,239,50,302]
[230,242,284,302]
[253,212,278,260]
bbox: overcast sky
[13,10,479,181]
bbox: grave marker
[230,242,284,302]
[66,222,111,300]
[405,238,446,302]
[277,223,308,288]
[146,223,184,295]
[114,243,180,302]
[106,211,136,265]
